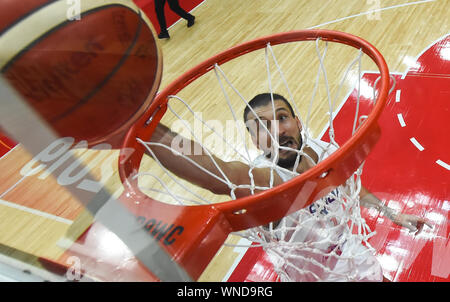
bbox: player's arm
[146,123,283,198]
[359,186,432,234]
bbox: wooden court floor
[0,0,448,281]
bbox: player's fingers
[403,220,418,233]
[423,219,433,229]
[414,222,424,235]
[413,218,434,235]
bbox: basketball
[0,0,447,284]
[0,0,162,147]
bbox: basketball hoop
[118,30,390,281]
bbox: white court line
[308,0,436,29]
[0,175,27,199]
[167,0,207,30]
[397,113,406,127]
[410,137,425,151]
[436,160,450,171]
[0,253,67,282]
[401,33,450,79]
[396,90,401,103]
[0,143,19,161]
[222,237,251,281]
[0,198,73,225]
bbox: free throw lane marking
[410,137,425,151]
[397,113,406,127]
[436,160,450,171]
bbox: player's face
[246,100,303,168]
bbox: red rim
[118,29,390,280]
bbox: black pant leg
[167,0,192,20]
[154,0,168,32]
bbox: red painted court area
[228,35,450,282]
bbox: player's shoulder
[303,146,319,164]
[305,138,337,162]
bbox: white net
[134,36,391,281]
[238,172,380,282]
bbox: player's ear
[295,116,303,131]
[295,116,302,131]
[246,120,261,150]
[250,132,261,150]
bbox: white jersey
[249,139,383,282]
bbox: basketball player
[147,93,431,281]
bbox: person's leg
[167,0,195,27]
[154,0,170,38]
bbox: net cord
[134,37,379,281]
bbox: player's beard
[266,132,303,169]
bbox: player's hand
[392,213,433,235]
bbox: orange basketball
[0,0,162,147]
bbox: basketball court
[0,0,448,282]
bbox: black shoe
[158,31,170,39]
[187,15,195,27]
